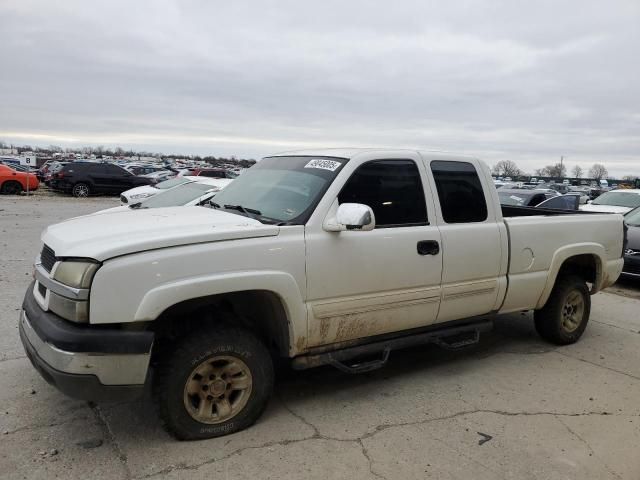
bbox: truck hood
[42,207,279,261]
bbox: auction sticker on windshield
[304,159,341,172]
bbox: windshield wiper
[224,204,262,218]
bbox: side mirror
[324,203,375,232]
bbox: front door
[305,157,443,347]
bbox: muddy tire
[72,182,90,197]
[534,274,591,345]
[154,325,274,440]
[1,181,23,195]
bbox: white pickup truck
[20,149,625,440]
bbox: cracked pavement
[2,195,640,479]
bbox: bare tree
[537,163,567,177]
[491,160,522,177]
[622,175,637,182]
[571,165,583,178]
[589,163,608,181]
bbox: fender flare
[535,243,605,309]
[134,270,307,355]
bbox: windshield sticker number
[304,159,341,172]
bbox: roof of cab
[267,148,478,162]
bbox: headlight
[53,261,99,289]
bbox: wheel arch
[137,271,307,357]
[1,179,23,192]
[536,245,605,309]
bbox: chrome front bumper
[20,310,150,385]
[19,282,154,401]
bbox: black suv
[49,162,152,197]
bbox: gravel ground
[1,192,640,479]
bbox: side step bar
[292,319,493,373]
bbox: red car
[0,164,39,194]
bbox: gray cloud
[0,0,639,175]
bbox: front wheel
[534,274,591,345]
[1,181,23,195]
[154,325,274,440]
[72,182,90,197]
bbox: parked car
[120,176,192,204]
[124,164,168,176]
[622,207,640,278]
[0,164,39,194]
[49,162,152,197]
[498,188,553,206]
[3,163,38,173]
[175,168,196,177]
[548,184,571,194]
[567,187,590,204]
[194,168,238,179]
[44,161,69,186]
[96,179,225,215]
[36,160,55,181]
[21,148,625,440]
[536,195,580,210]
[120,176,232,204]
[580,189,640,214]
[140,170,175,185]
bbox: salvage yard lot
[1,194,640,479]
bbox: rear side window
[105,164,128,175]
[430,161,488,223]
[338,159,428,228]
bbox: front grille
[40,244,57,272]
[120,194,128,204]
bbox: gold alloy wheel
[561,290,585,333]
[183,355,253,424]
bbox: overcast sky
[1,0,639,176]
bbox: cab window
[338,159,428,228]
[431,161,488,223]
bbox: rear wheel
[72,182,90,197]
[534,274,591,345]
[154,325,274,440]
[1,181,23,195]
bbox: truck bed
[501,205,596,217]
[499,210,624,313]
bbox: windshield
[625,207,640,226]
[498,191,531,206]
[138,182,218,208]
[156,177,190,189]
[210,156,348,224]
[592,191,640,208]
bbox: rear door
[79,163,111,191]
[425,158,507,322]
[101,164,132,192]
[305,156,443,347]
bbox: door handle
[417,240,439,256]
